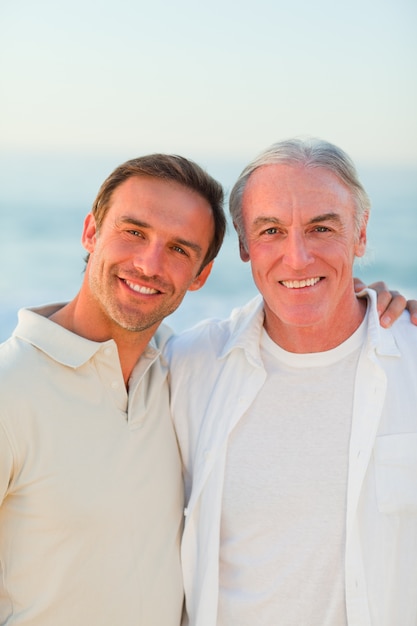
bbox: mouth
[123,279,161,295]
[280,277,322,289]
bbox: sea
[1,155,416,343]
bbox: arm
[0,421,14,505]
[354,278,417,328]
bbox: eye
[172,245,187,255]
[127,229,144,238]
[261,227,279,235]
[313,225,331,233]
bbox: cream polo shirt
[0,305,184,626]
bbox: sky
[0,0,416,339]
[1,0,416,174]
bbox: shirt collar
[219,295,265,367]
[219,289,401,364]
[13,304,110,368]
[361,288,401,358]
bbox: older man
[167,138,417,626]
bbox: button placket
[97,343,128,416]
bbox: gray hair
[229,137,370,248]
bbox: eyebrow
[309,212,342,225]
[252,212,342,228]
[117,216,204,256]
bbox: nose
[282,230,314,270]
[132,241,164,277]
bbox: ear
[239,238,250,262]
[188,261,214,292]
[81,213,98,253]
[354,215,368,259]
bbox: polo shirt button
[111,381,119,389]
[104,347,112,356]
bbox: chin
[273,306,326,328]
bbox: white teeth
[281,277,321,289]
[125,280,158,294]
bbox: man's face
[240,163,367,344]
[82,175,214,334]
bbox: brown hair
[90,154,226,270]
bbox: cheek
[94,237,131,266]
[246,241,271,262]
[323,237,355,262]
[247,247,278,280]
[87,246,111,280]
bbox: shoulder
[0,335,34,381]
[366,289,417,352]
[165,295,264,364]
[166,317,227,361]
[389,310,417,351]
[0,337,37,439]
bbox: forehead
[242,164,353,214]
[103,175,215,254]
[109,175,207,211]
[104,175,213,228]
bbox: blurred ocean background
[1,153,416,343]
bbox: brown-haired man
[0,154,225,626]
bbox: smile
[124,280,159,295]
[280,277,321,289]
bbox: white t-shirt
[218,318,367,626]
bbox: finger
[353,277,367,293]
[406,300,417,326]
[380,293,407,328]
[368,280,389,299]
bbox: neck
[49,296,158,386]
[264,298,367,354]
